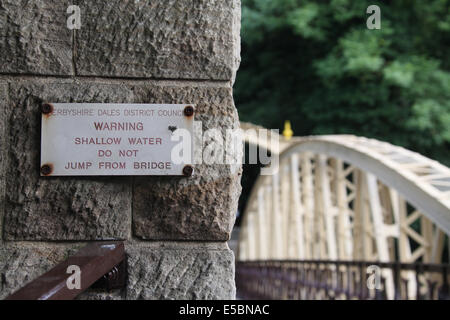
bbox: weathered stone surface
[0,243,125,299]
[0,0,73,75]
[0,242,235,300]
[0,82,8,242]
[3,79,133,240]
[75,0,241,81]
[132,83,241,241]
[0,243,79,299]
[77,289,124,300]
[133,172,241,241]
[126,242,235,300]
[3,78,240,241]
[0,0,241,302]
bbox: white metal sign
[40,103,194,176]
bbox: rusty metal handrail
[6,242,127,300]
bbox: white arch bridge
[236,123,450,300]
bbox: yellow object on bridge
[282,120,293,140]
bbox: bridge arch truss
[238,126,450,299]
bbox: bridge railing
[236,260,450,300]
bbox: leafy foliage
[235,0,450,164]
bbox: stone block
[0,82,8,242]
[3,78,133,240]
[0,244,76,299]
[3,78,240,241]
[132,82,241,241]
[0,243,126,299]
[0,0,73,75]
[0,242,235,300]
[75,0,241,81]
[125,242,235,300]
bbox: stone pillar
[0,0,241,300]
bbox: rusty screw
[182,165,194,177]
[104,266,119,281]
[41,103,53,115]
[40,164,52,176]
[184,105,194,117]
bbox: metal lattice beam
[239,124,450,271]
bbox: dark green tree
[235,0,450,164]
